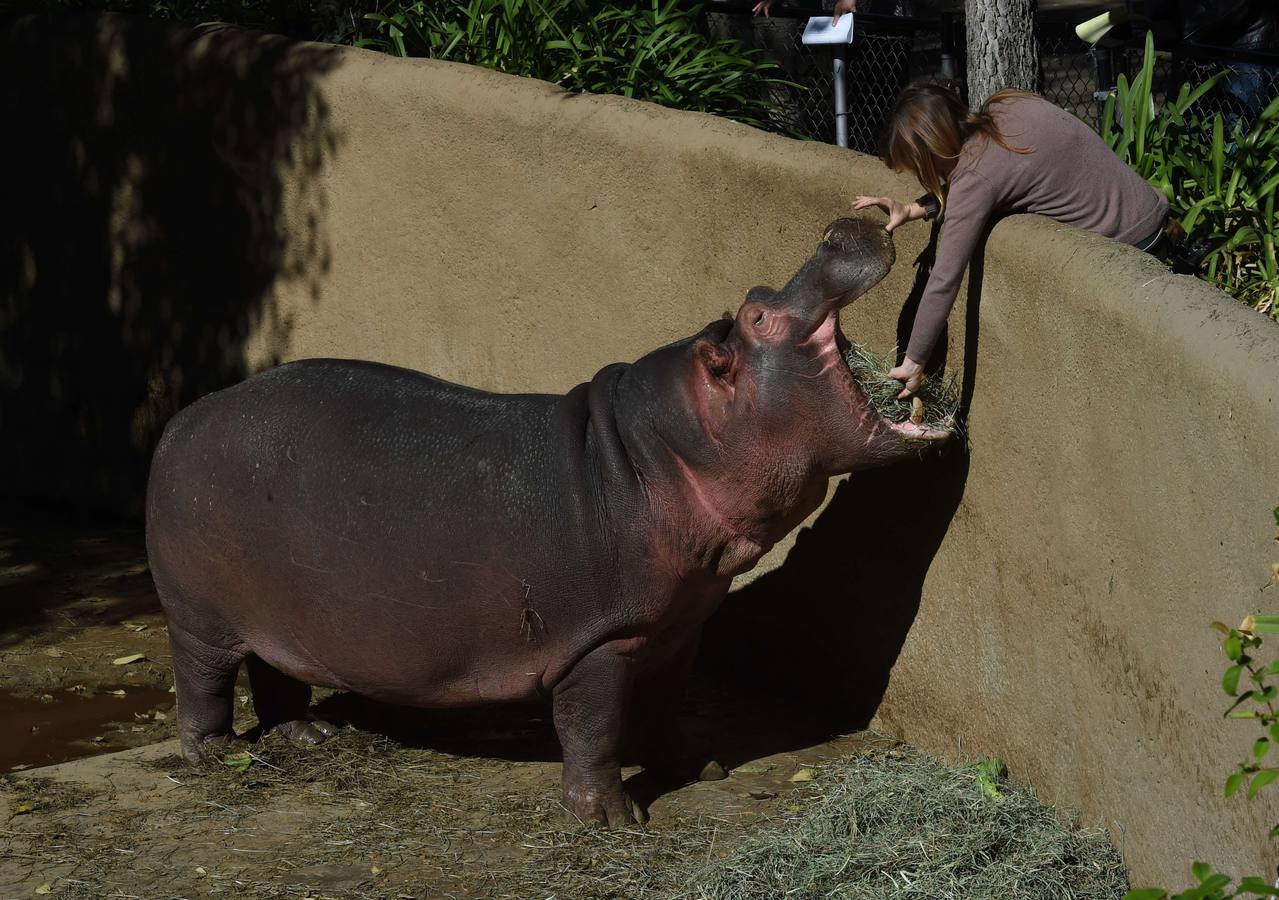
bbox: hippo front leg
[553,639,646,827]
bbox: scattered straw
[3,729,1127,898]
[843,341,960,431]
[682,748,1129,899]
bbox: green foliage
[1102,31,1279,322]
[358,0,795,131]
[1124,509,1279,900]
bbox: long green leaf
[1134,30,1155,161]
[1211,114,1224,196]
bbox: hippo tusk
[910,396,925,425]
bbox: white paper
[801,15,854,45]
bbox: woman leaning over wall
[856,84,1176,397]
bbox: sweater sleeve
[905,174,998,364]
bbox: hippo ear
[690,336,737,433]
[745,285,777,304]
[695,337,734,381]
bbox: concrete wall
[5,14,1279,883]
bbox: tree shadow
[0,12,343,518]
[0,508,160,649]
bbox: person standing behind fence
[753,0,858,22]
[852,83,1173,397]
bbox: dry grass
[3,731,1128,899]
[138,728,729,898]
[843,341,960,432]
[683,749,1129,900]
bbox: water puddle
[1,684,173,772]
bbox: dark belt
[1133,221,1168,253]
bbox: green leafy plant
[358,0,796,131]
[1124,507,1279,900]
[1102,32,1279,322]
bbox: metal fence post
[833,44,849,148]
[1092,44,1114,131]
[940,13,958,80]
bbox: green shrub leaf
[1236,876,1279,895]
[1226,771,1247,797]
[1249,769,1279,798]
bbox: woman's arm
[895,176,998,396]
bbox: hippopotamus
[146,217,949,825]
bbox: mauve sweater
[905,95,1168,364]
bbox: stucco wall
[5,14,1279,883]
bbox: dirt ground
[0,515,891,898]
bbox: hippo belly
[147,358,621,713]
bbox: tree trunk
[965,0,1040,109]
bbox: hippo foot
[179,732,241,764]
[269,718,338,745]
[563,782,648,827]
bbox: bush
[1103,32,1279,322]
[358,0,795,131]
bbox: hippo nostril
[753,310,765,326]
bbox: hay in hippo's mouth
[843,340,959,431]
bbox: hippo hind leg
[245,656,336,746]
[168,621,244,762]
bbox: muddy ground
[0,515,897,898]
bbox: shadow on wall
[699,222,984,738]
[0,13,342,517]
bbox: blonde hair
[880,84,1034,208]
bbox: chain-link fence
[706,2,1279,147]
[1039,14,1279,134]
[704,2,950,151]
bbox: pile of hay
[843,341,960,432]
[683,749,1129,899]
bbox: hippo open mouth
[840,325,957,441]
[807,219,953,444]
[827,310,954,443]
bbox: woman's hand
[888,357,925,399]
[852,196,925,233]
[755,0,856,18]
